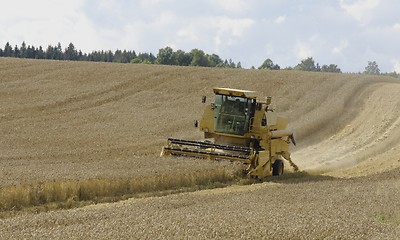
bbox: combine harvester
[161,87,298,178]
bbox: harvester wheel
[272,160,284,176]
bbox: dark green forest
[0,42,241,68]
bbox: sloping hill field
[1,58,399,238]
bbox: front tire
[272,160,284,176]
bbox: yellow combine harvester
[161,87,298,178]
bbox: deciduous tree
[364,61,380,75]
[258,58,280,70]
[190,49,208,67]
[321,64,341,73]
[295,57,318,71]
[156,46,175,65]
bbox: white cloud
[211,0,250,13]
[392,59,400,72]
[0,0,82,22]
[139,0,173,9]
[95,0,122,19]
[0,0,103,51]
[174,16,254,54]
[214,17,254,37]
[274,15,286,24]
[339,0,380,24]
[212,16,254,54]
[394,23,400,30]
[332,40,349,54]
[295,42,313,60]
[122,22,145,50]
[154,11,177,26]
[177,25,200,42]
[214,35,222,52]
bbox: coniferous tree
[13,45,20,58]
[36,46,45,59]
[26,45,36,58]
[3,42,13,57]
[55,42,63,60]
[78,50,84,60]
[20,41,27,58]
[65,42,78,60]
[113,50,123,63]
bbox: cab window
[214,94,254,135]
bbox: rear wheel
[272,160,284,176]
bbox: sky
[1,0,400,72]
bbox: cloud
[339,0,380,24]
[214,17,255,37]
[173,16,254,54]
[0,0,105,51]
[295,42,313,60]
[211,0,250,14]
[0,0,83,22]
[210,16,255,55]
[139,0,169,6]
[332,40,349,54]
[274,15,286,24]
[177,25,200,42]
[392,59,400,72]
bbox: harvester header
[161,87,298,178]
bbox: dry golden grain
[1,58,400,239]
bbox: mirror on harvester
[194,120,198,128]
[202,96,206,103]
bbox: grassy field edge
[0,167,240,215]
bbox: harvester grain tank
[161,87,298,178]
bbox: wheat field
[0,58,399,239]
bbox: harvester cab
[161,87,298,178]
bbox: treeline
[0,41,399,77]
[0,42,241,68]
[257,57,342,73]
[258,57,399,77]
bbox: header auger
[161,87,298,178]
